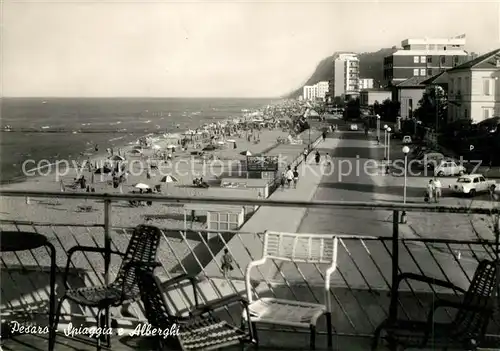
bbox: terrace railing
[1,191,499,344]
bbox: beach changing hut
[183,188,261,234]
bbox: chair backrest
[451,260,497,340]
[263,231,337,264]
[135,267,174,330]
[114,225,162,299]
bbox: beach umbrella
[133,183,150,190]
[109,155,125,161]
[226,139,236,143]
[240,150,252,156]
[166,144,176,149]
[160,175,179,183]
[129,149,142,154]
[132,145,142,150]
[152,144,161,150]
[217,141,225,145]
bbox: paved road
[293,125,483,291]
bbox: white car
[434,160,466,177]
[402,135,412,144]
[350,124,358,131]
[449,174,496,196]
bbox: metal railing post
[389,209,399,321]
[104,199,112,285]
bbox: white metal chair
[243,231,338,349]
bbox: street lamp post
[402,146,410,203]
[376,114,381,143]
[384,124,388,159]
[386,127,391,164]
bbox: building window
[427,69,432,76]
[420,69,426,76]
[413,68,419,76]
[450,78,454,94]
[465,77,470,94]
[440,56,446,65]
[414,56,419,63]
[464,108,468,119]
[427,56,432,63]
[210,212,239,231]
[457,77,462,93]
[420,56,426,63]
[483,79,491,95]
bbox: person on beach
[285,166,294,188]
[293,166,299,188]
[221,249,234,278]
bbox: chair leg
[310,325,316,350]
[326,312,333,348]
[96,309,104,351]
[251,322,259,347]
[371,323,385,351]
[49,296,67,351]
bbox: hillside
[286,48,394,98]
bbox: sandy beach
[0,103,325,231]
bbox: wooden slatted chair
[134,264,255,350]
[50,225,162,351]
[372,259,497,350]
[244,231,338,349]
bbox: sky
[1,0,499,98]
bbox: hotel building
[329,53,360,99]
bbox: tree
[381,99,401,122]
[332,96,345,107]
[373,100,381,115]
[414,85,448,130]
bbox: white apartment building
[359,78,374,90]
[302,81,329,100]
[330,53,360,98]
[446,48,500,123]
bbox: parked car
[434,160,466,176]
[414,152,445,169]
[350,124,358,131]
[448,174,496,196]
[402,135,412,144]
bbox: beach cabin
[183,203,244,233]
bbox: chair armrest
[63,246,125,289]
[396,273,467,294]
[190,294,248,316]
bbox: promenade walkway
[203,135,341,279]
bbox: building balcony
[0,191,499,350]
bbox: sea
[0,98,275,183]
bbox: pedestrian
[280,171,286,190]
[433,177,442,203]
[322,131,327,142]
[285,166,294,188]
[293,166,299,188]
[325,153,332,167]
[303,148,308,163]
[426,179,435,203]
[315,151,320,165]
[221,249,234,278]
